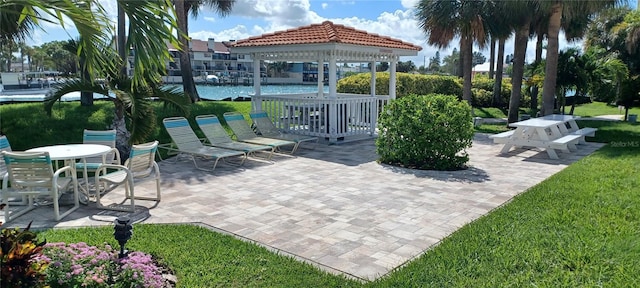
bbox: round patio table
[27,144,113,204]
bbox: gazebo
[231,21,422,143]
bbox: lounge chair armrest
[2,172,8,190]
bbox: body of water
[189,84,328,100]
[0,84,328,103]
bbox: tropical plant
[174,0,236,102]
[528,8,550,115]
[397,60,417,73]
[1,0,112,80]
[472,51,486,67]
[427,51,441,73]
[62,38,93,106]
[116,0,181,88]
[40,40,77,75]
[497,0,538,123]
[540,0,618,115]
[582,46,628,103]
[442,48,460,76]
[267,61,289,77]
[555,48,589,114]
[376,94,473,171]
[0,221,48,288]
[45,73,190,157]
[584,7,640,120]
[415,0,490,105]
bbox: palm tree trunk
[457,42,464,78]
[112,100,131,162]
[80,66,93,106]
[530,33,544,116]
[489,37,496,79]
[542,2,563,116]
[117,5,126,77]
[507,20,530,123]
[492,38,505,107]
[461,35,473,104]
[115,3,130,159]
[20,46,25,73]
[175,0,199,103]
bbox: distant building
[164,38,372,84]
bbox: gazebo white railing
[252,93,390,140]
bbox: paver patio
[1,133,603,281]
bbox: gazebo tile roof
[233,21,422,51]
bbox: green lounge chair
[195,115,275,160]
[162,117,246,171]
[222,112,297,153]
[249,111,318,153]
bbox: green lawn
[571,102,640,118]
[4,101,640,286]
[0,100,253,151]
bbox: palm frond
[119,0,180,88]
[44,79,110,116]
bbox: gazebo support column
[389,60,397,100]
[252,55,262,111]
[370,61,376,97]
[317,57,324,98]
[328,55,338,143]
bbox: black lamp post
[113,216,133,258]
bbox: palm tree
[6,0,183,156]
[62,39,93,106]
[502,0,539,123]
[415,0,489,103]
[528,9,550,115]
[1,0,112,80]
[485,0,514,108]
[117,0,181,88]
[0,1,38,44]
[540,0,618,115]
[45,47,190,147]
[174,0,235,103]
[45,75,190,146]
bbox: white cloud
[26,0,583,68]
[191,25,252,43]
[400,0,420,9]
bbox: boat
[0,72,59,99]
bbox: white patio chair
[0,135,27,206]
[94,141,161,212]
[2,151,79,222]
[77,129,121,193]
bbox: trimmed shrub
[376,94,474,170]
[337,72,462,99]
[471,75,511,108]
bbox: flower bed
[34,242,173,288]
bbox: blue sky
[29,0,639,67]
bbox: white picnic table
[490,114,596,159]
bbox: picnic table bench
[490,115,597,159]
